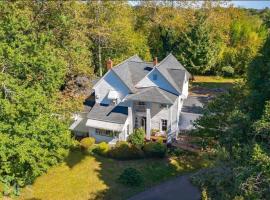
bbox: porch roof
[87,103,128,124]
[86,119,125,131]
[125,87,177,105]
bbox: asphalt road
[128,175,201,200]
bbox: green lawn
[192,75,240,89]
[19,150,213,200]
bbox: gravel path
[128,175,201,200]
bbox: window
[160,104,167,109]
[135,117,138,128]
[161,119,168,131]
[153,73,157,80]
[96,129,118,137]
[112,98,118,105]
[138,101,145,106]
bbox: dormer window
[153,73,157,80]
[108,90,119,105]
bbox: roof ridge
[155,53,172,68]
[112,55,142,69]
[127,60,153,64]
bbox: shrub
[168,147,185,157]
[118,167,143,186]
[143,142,167,158]
[93,142,110,156]
[221,66,234,77]
[109,141,144,160]
[80,137,95,151]
[128,128,145,147]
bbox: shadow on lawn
[89,153,204,200]
[61,149,208,200]
[64,149,88,168]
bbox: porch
[126,87,178,143]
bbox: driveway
[128,175,201,200]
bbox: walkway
[128,175,201,200]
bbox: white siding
[150,103,169,130]
[136,69,179,95]
[182,73,189,98]
[150,99,178,133]
[94,71,130,104]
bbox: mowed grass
[19,150,212,200]
[192,75,240,89]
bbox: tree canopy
[0,0,269,196]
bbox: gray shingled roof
[112,59,153,93]
[182,96,205,114]
[87,103,128,124]
[156,54,190,94]
[167,69,186,92]
[70,118,89,133]
[126,87,178,104]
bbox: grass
[192,75,240,89]
[19,149,213,200]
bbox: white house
[70,54,192,144]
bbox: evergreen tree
[177,12,219,74]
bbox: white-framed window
[153,73,158,80]
[95,129,118,137]
[161,119,168,131]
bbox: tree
[87,1,151,76]
[247,36,270,119]
[0,2,73,192]
[193,34,270,199]
[177,12,219,74]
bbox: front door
[141,117,146,132]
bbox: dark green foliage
[108,141,144,160]
[143,142,167,158]
[128,128,145,147]
[194,32,270,199]
[247,36,270,119]
[221,66,234,77]
[80,137,95,151]
[118,167,143,187]
[177,12,219,74]
[93,142,110,156]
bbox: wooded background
[0,1,269,198]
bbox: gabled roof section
[156,53,190,94]
[93,55,144,91]
[112,56,153,93]
[125,87,177,105]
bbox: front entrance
[141,117,146,132]
[135,116,146,132]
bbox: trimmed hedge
[80,137,95,151]
[108,141,144,160]
[143,141,167,158]
[93,142,110,156]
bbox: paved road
[128,175,201,200]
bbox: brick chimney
[153,57,158,65]
[106,58,113,70]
